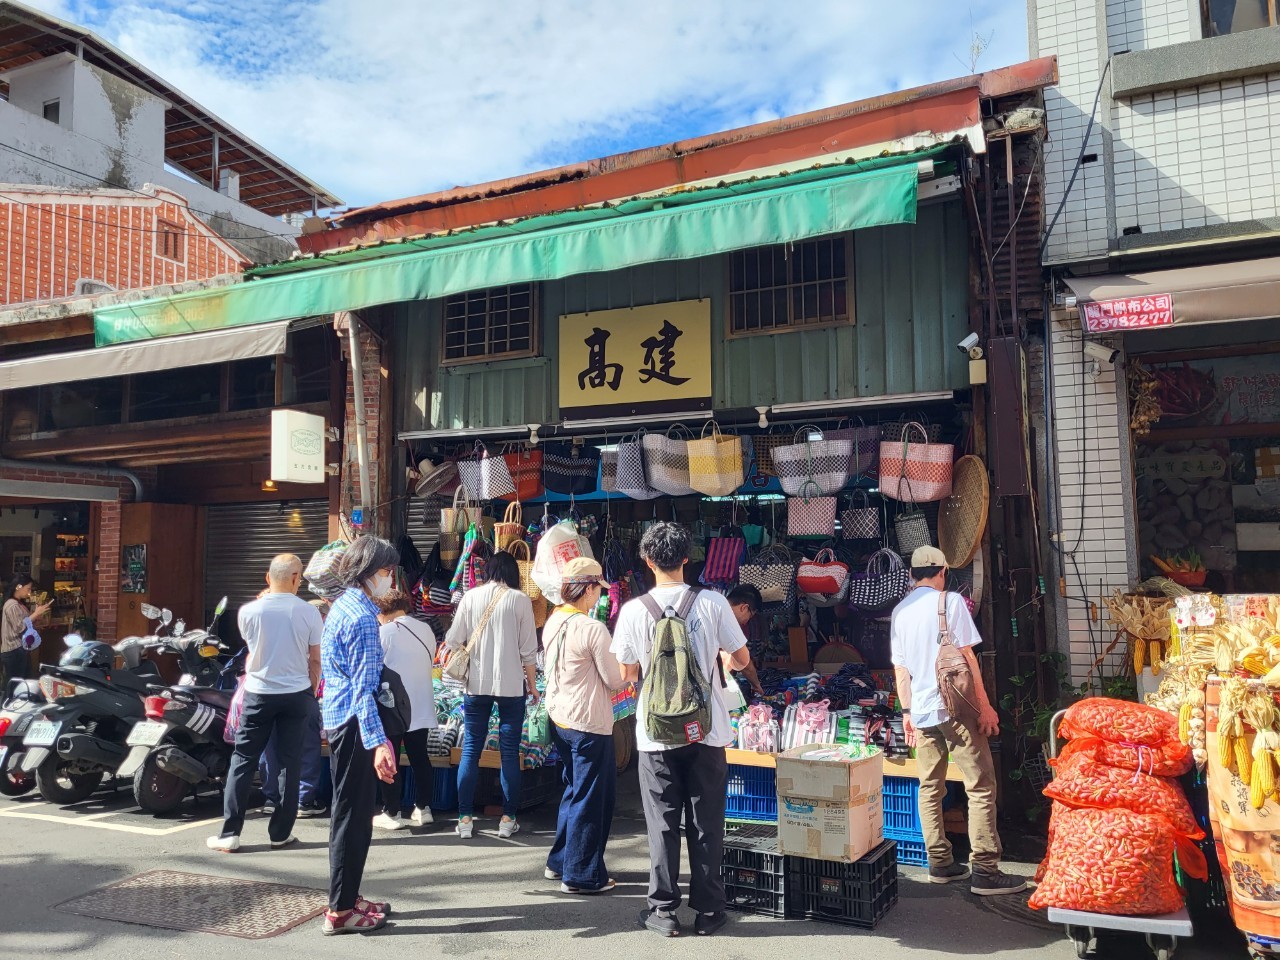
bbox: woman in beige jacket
[541,557,623,894]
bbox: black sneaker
[639,907,681,937]
[296,803,329,819]
[694,912,728,936]
[929,862,972,884]
[971,870,1030,896]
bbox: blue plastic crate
[881,776,921,835]
[726,765,778,822]
[888,832,928,866]
[432,767,458,811]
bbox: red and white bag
[737,704,780,754]
[878,421,954,502]
[781,700,837,750]
[796,549,850,596]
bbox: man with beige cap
[890,545,1026,896]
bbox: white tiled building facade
[1030,1,1280,682]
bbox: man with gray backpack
[612,522,752,938]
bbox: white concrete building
[1030,2,1280,686]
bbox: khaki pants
[914,719,1001,875]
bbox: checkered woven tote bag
[827,418,881,480]
[502,443,544,501]
[787,481,838,539]
[642,424,695,496]
[894,504,933,558]
[616,432,662,500]
[687,421,744,497]
[841,489,880,540]
[847,548,912,611]
[878,421,954,502]
[542,442,601,495]
[600,450,619,493]
[880,416,943,443]
[738,544,797,606]
[456,442,486,501]
[772,426,853,496]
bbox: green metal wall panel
[392,198,968,433]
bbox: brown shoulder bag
[934,591,983,730]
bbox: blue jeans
[546,726,615,890]
[457,695,525,817]
[260,694,324,807]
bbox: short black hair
[336,536,400,588]
[639,521,691,573]
[911,565,945,581]
[727,584,762,612]
[484,551,521,590]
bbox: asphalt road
[0,778,1253,960]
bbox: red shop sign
[1081,293,1174,332]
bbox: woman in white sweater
[443,552,538,839]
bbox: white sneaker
[456,817,474,839]
[498,817,519,839]
[373,812,404,830]
[206,834,241,853]
[411,806,433,826]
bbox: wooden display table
[724,747,964,782]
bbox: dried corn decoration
[1133,636,1147,674]
[1253,730,1277,810]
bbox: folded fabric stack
[818,662,878,709]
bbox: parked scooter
[0,678,46,797]
[120,599,239,814]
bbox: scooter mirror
[161,609,173,626]
[140,603,162,620]
[173,620,186,637]
[215,596,229,616]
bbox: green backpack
[639,588,712,746]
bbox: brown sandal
[322,907,386,935]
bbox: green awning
[95,161,920,346]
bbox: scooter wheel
[133,753,189,815]
[0,767,35,797]
[35,756,103,805]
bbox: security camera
[1083,341,1118,364]
[957,332,980,354]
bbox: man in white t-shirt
[890,546,1025,896]
[612,522,751,939]
[208,554,323,853]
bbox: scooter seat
[178,686,234,709]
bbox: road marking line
[0,809,221,836]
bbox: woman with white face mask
[443,551,539,840]
[319,535,401,935]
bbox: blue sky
[31,1,1030,209]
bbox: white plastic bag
[531,520,594,605]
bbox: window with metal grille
[728,235,852,336]
[1203,0,1277,35]
[442,283,537,363]
[156,220,184,262]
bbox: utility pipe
[343,312,374,530]
[0,457,143,501]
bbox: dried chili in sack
[1029,807,1206,915]
[1043,753,1204,839]
[1056,734,1193,778]
[1058,697,1180,749]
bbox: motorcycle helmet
[59,641,115,670]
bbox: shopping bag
[737,704,781,753]
[894,501,932,558]
[780,700,836,751]
[700,534,746,587]
[502,444,544,501]
[642,424,695,496]
[841,490,880,540]
[600,449,619,493]
[687,421,744,497]
[222,674,249,745]
[847,549,911,611]
[827,419,881,479]
[531,519,594,605]
[787,482,837,539]
[616,433,662,500]
[796,548,851,596]
[772,425,853,496]
[542,442,601,495]
[879,422,954,502]
[738,545,797,606]
[495,501,524,552]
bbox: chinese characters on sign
[1081,293,1175,333]
[270,408,327,484]
[558,300,712,416]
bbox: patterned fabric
[542,443,600,495]
[827,423,881,479]
[841,491,880,540]
[642,428,695,496]
[787,485,837,539]
[772,427,853,496]
[894,509,932,558]
[687,422,744,497]
[615,435,662,500]
[700,536,746,586]
[878,422,954,503]
[321,587,387,748]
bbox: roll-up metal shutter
[204,500,329,644]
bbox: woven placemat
[938,455,989,568]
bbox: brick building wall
[340,317,387,535]
[0,184,249,306]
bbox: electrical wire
[1040,57,1112,261]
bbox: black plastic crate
[721,823,789,918]
[476,762,562,812]
[788,839,899,929]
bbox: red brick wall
[0,187,249,306]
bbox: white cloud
[35,0,1029,207]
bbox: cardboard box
[775,743,883,805]
[777,794,884,863]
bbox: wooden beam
[0,315,94,346]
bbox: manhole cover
[54,869,326,939]
[976,891,1057,932]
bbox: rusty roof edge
[333,56,1056,227]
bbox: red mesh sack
[1058,697,1180,748]
[1056,735,1192,778]
[1044,753,1203,838]
[1029,807,1205,915]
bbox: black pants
[328,717,376,912]
[221,689,311,842]
[2,647,29,682]
[379,728,434,816]
[638,743,729,915]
